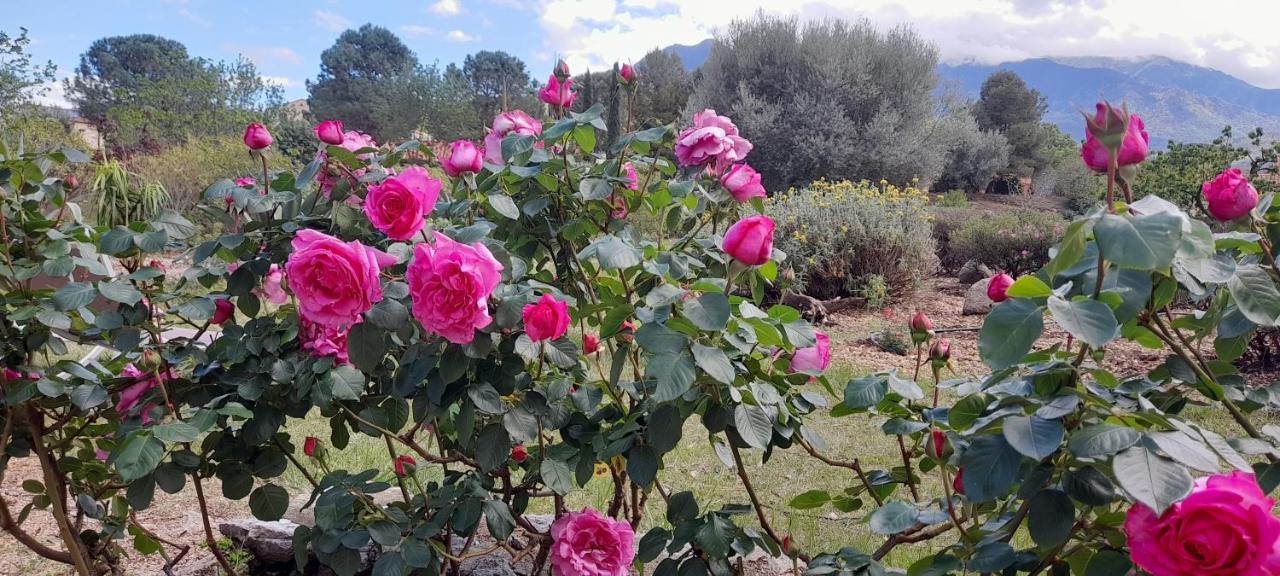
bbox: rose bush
[3,64,1280,576]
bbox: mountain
[939,57,1280,146]
[663,39,713,71]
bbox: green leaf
[627,445,658,486]
[634,323,688,355]
[788,490,831,510]
[249,484,289,521]
[1068,424,1140,458]
[580,235,641,270]
[869,501,919,535]
[967,542,1015,573]
[843,375,888,410]
[1063,466,1117,505]
[1113,445,1193,514]
[346,323,388,374]
[949,393,990,431]
[1147,431,1219,473]
[734,404,773,450]
[960,435,1022,503]
[1002,416,1064,461]
[667,491,699,524]
[1028,489,1074,549]
[691,344,734,385]
[1047,296,1118,348]
[53,282,97,311]
[98,280,143,305]
[1227,264,1280,327]
[1006,276,1052,299]
[979,299,1044,370]
[114,432,164,482]
[1094,212,1183,270]
[475,425,511,472]
[578,178,613,200]
[647,352,696,403]
[1046,218,1090,279]
[647,404,684,454]
[1085,550,1133,576]
[484,499,516,540]
[540,458,575,495]
[684,293,730,331]
[326,364,365,401]
[487,194,520,220]
[695,514,734,558]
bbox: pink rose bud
[64,174,78,189]
[791,331,831,374]
[722,215,776,266]
[243,122,273,150]
[235,177,257,188]
[303,436,319,457]
[538,75,577,108]
[720,163,767,203]
[1202,167,1259,222]
[393,454,416,477]
[549,508,636,576]
[511,444,528,463]
[442,140,484,178]
[583,333,599,354]
[929,338,951,364]
[554,59,571,81]
[930,429,947,458]
[619,63,636,85]
[314,120,345,145]
[523,293,571,342]
[782,534,793,557]
[987,273,1014,303]
[210,298,234,325]
[619,320,636,342]
[1080,102,1148,172]
[623,162,639,191]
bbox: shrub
[1039,155,1106,215]
[930,205,987,272]
[130,134,299,213]
[769,179,937,300]
[935,189,968,207]
[949,208,1066,275]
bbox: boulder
[219,519,303,573]
[962,277,996,315]
[957,260,993,285]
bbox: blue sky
[11,0,1280,109]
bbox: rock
[461,554,519,576]
[957,260,993,285]
[962,277,996,315]
[220,519,302,571]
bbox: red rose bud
[987,273,1014,303]
[394,454,416,477]
[554,59,571,81]
[583,333,599,354]
[930,429,947,458]
[243,122,273,150]
[953,468,965,495]
[511,444,528,463]
[909,310,933,345]
[303,436,319,457]
[314,120,345,145]
[211,298,234,325]
[782,534,792,556]
[620,320,636,342]
[64,174,78,189]
[619,63,636,85]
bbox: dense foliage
[948,209,1067,275]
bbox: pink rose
[318,130,379,197]
[538,74,577,108]
[720,163,766,203]
[549,508,636,576]
[583,333,599,354]
[1202,168,1259,222]
[484,111,542,165]
[624,162,639,191]
[442,140,484,178]
[1081,104,1148,172]
[301,318,351,364]
[261,264,288,305]
[619,63,636,85]
[364,167,442,241]
[114,364,172,415]
[243,123,273,150]
[406,231,504,344]
[1125,471,1280,576]
[523,293,570,342]
[791,331,830,374]
[235,177,257,188]
[285,229,395,327]
[675,109,752,171]
[987,273,1014,303]
[211,298,234,325]
[722,215,775,266]
[314,120,344,145]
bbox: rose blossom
[623,162,639,191]
[484,111,542,165]
[442,140,484,178]
[406,232,504,344]
[619,63,636,85]
[211,298,234,325]
[549,508,636,576]
[511,444,528,463]
[115,364,172,415]
[1081,103,1148,172]
[523,293,570,342]
[364,166,442,240]
[1125,471,1280,576]
[987,273,1014,303]
[243,123,273,150]
[1202,167,1259,222]
[318,130,379,197]
[791,331,830,374]
[301,318,352,364]
[303,436,319,457]
[583,333,599,354]
[720,163,766,203]
[285,229,395,328]
[722,215,775,266]
[538,74,577,108]
[675,109,753,171]
[262,264,288,305]
[234,177,257,188]
[314,120,344,145]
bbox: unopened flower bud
[1082,101,1128,154]
[928,338,951,367]
[554,59,571,82]
[64,174,78,189]
[930,428,947,459]
[909,310,933,345]
[139,349,163,372]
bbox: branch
[728,442,783,547]
[796,437,884,506]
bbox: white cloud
[313,10,352,32]
[534,0,1280,89]
[400,25,437,38]
[228,45,303,66]
[261,76,301,89]
[430,0,463,15]
[177,8,211,27]
[446,30,479,43]
[27,79,71,109]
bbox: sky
[11,0,1280,109]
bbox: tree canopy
[972,70,1051,175]
[307,24,418,139]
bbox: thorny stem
[274,437,319,489]
[896,435,921,501]
[192,473,238,576]
[796,437,883,506]
[25,406,93,576]
[728,442,784,547]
